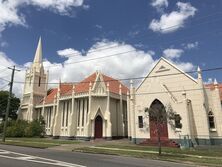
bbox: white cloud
[0,52,26,97]
[95,24,103,29]
[151,0,168,12]
[57,48,81,58]
[163,48,184,59]
[149,2,197,33]
[0,0,26,33]
[0,41,9,48]
[29,0,84,15]
[0,40,195,97]
[205,78,213,84]
[184,41,198,50]
[53,41,156,84]
[0,0,85,34]
[176,62,195,72]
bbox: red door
[95,115,103,138]
[149,99,168,141]
[149,118,168,141]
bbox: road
[0,144,192,167]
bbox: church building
[128,57,222,146]
[19,38,222,145]
[19,38,128,140]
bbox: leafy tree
[0,91,20,120]
[145,102,182,155]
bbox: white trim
[136,57,197,91]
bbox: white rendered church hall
[19,38,222,146]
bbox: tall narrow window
[38,77,41,87]
[208,111,215,129]
[86,98,89,114]
[62,102,65,127]
[78,100,81,127]
[46,109,49,128]
[86,99,89,122]
[66,101,69,127]
[138,116,143,128]
[82,99,85,126]
[49,107,52,128]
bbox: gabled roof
[137,57,197,90]
[41,72,129,104]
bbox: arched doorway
[149,99,168,141]
[94,115,103,139]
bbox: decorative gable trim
[92,72,107,94]
[136,57,197,91]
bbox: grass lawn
[0,137,81,149]
[73,145,222,167]
[95,144,222,157]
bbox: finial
[119,83,122,95]
[130,80,133,89]
[58,78,61,92]
[89,82,92,90]
[72,84,75,90]
[197,66,202,80]
[197,66,201,73]
[119,83,122,89]
[214,78,218,85]
[107,82,109,89]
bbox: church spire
[32,37,42,71]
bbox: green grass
[73,145,222,167]
[0,137,81,148]
[0,141,58,148]
[95,144,222,157]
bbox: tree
[0,91,20,120]
[145,101,182,155]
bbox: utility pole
[2,66,20,142]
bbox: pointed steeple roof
[32,37,42,70]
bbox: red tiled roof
[102,74,128,95]
[42,72,129,104]
[205,83,222,101]
[44,88,57,104]
[44,84,73,104]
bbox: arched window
[208,111,215,129]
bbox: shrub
[24,120,45,137]
[0,118,45,138]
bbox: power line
[0,77,10,82]
[29,11,222,65]
[0,67,10,74]
[22,12,222,70]
[0,83,9,90]
[7,22,221,75]
[30,83,222,103]
[11,66,222,85]
[26,27,222,70]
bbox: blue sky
[0,0,222,96]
